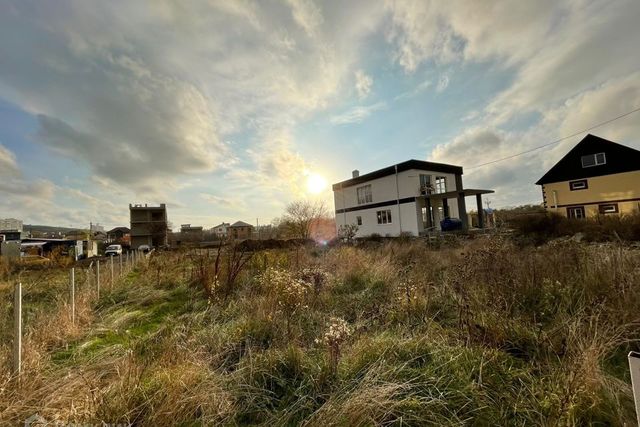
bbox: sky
[1,0,640,230]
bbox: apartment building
[129,204,169,249]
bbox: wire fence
[3,250,150,380]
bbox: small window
[598,203,618,214]
[569,179,588,191]
[356,185,372,205]
[435,176,447,194]
[356,216,362,226]
[581,152,606,168]
[567,206,586,219]
[376,209,392,225]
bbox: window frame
[356,216,362,226]
[376,209,392,225]
[567,206,586,219]
[569,179,588,191]
[356,184,372,205]
[435,176,447,194]
[581,152,606,168]
[598,203,619,214]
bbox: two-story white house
[333,159,494,237]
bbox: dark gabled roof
[536,134,640,185]
[107,226,130,234]
[332,159,463,190]
[229,221,253,228]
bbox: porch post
[476,194,484,229]
[455,174,468,230]
[442,198,449,218]
[425,197,432,229]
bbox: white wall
[333,167,462,237]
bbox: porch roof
[423,188,494,199]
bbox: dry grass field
[1,236,640,425]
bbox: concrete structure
[228,221,254,240]
[333,160,493,237]
[537,134,640,218]
[212,222,230,238]
[179,224,204,242]
[0,218,23,242]
[129,204,168,249]
[0,218,22,232]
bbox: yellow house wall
[541,170,640,217]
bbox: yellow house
[536,134,640,218]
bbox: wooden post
[629,352,640,426]
[13,282,22,376]
[119,253,123,277]
[70,268,75,324]
[96,260,101,298]
[110,255,114,284]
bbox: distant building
[90,223,105,233]
[212,222,230,238]
[0,218,23,232]
[536,134,640,218]
[180,224,204,242]
[106,227,131,244]
[129,204,169,248]
[0,218,23,241]
[228,221,254,240]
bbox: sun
[306,172,327,194]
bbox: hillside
[1,237,639,425]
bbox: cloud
[0,143,19,176]
[354,69,373,98]
[200,193,247,210]
[330,102,386,125]
[287,0,324,36]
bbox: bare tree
[282,200,329,240]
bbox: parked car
[138,244,151,253]
[105,244,123,256]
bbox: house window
[435,176,446,194]
[419,174,432,194]
[376,209,392,225]
[598,203,619,214]
[356,184,372,205]
[581,152,606,168]
[567,206,586,219]
[356,216,362,226]
[569,179,588,191]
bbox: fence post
[70,268,75,324]
[110,256,114,285]
[13,282,22,377]
[96,259,101,298]
[119,253,123,277]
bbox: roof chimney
[352,170,359,178]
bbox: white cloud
[0,143,19,176]
[354,69,373,98]
[330,102,386,125]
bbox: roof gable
[536,134,640,185]
[230,221,253,228]
[332,159,462,190]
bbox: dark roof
[108,227,130,234]
[332,159,463,190]
[536,134,640,185]
[229,221,253,228]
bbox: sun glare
[306,173,327,194]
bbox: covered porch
[419,188,494,232]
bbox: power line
[465,106,640,170]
